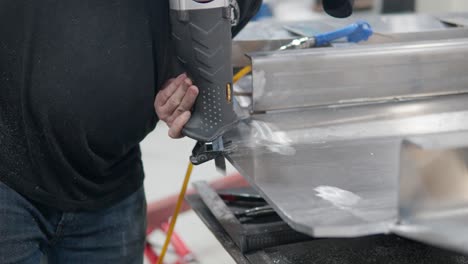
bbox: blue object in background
[280,20,374,50]
[314,20,373,46]
[252,3,273,21]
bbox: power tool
[169,0,355,168]
[169,0,261,168]
[169,0,237,143]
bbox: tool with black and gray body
[169,0,238,143]
[169,0,261,168]
[168,0,354,168]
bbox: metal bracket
[229,0,240,27]
[190,137,235,175]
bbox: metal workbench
[218,12,468,255]
[180,13,468,262]
[187,188,468,264]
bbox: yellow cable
[156,162,193,264]
[157,66,251,264]
[233,65,252,83]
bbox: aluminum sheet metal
[224,94,468,254]
[234,14,447,42]
[232,13,461,67]
[227,18,468,254]
[393,133,468,255]
[250,38,468,112]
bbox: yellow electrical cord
[233,65,252,83]
[156,65,251,264]
[156,162,193,264]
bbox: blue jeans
[0,181,146,264]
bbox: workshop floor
[142,123,236,264]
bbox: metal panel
[326,13,446,33]
[438,13,468,27]
[224,94,468,238]
[234,14,447,42]
[232,13,460,67]
[251,38,468,112]
[228,15,468,252]
[187,191,468,264]
[393,135,468,255]
[232,28,468,67]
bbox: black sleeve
[323,0,354,18]
[232,0,263,38]
[147,0,173,88]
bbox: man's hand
[155,73,199,138]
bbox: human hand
[155,73,199,138]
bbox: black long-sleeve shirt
[0,0,346,211]
[0,0,171,211]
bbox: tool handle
[314,20,373,46]
[170,7,238,142]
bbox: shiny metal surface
[233,28,468,67]
[328,13,446,33]
[364,28,468,44]
[393,135,468,255]
[438,13,468,27]
[227,14,468,252]
[232,13,458,67]
[225,94,468,238]
[235,14,446,41]
[250,38,468,112]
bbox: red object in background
[146,173,248,233]
[145,173,249,264]
[161,222,192,259]
[145,242,160,264]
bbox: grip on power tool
[170,7,238,142]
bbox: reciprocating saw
[169,0,261,167]
[168,0,355,167]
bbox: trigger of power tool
[169,0,240,169]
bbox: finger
[185,77,193,86]
[167,85,199,123]
[155,78,175,116]
[156,73,187,106]
[162,78,191,113]
[157,74,186,106]
[168,111,191,139]
[163,78,175,87]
